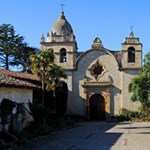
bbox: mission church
[40,11,142,120]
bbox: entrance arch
[89,94,105,120]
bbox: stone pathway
[19,121,150,150]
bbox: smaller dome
[92,37,103,49]
[51,11,73,36]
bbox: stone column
[105,89,111,120]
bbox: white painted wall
[0,87,33,103]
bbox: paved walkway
[19,121,150,150]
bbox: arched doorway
[89,94,105,120]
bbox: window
[60,48,67,63]
[88,60,107,80]
[128,47,135,63]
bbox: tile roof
[0,69,40,81]
[0,69,41,89]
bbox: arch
[60,48,67,63]
[89,94,105,120]
[128,47,135,63]
[75,48,120,70]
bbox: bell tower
[121,31,142,110]
[40,11,77,70]
[121,31,142,69]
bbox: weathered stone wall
[121,70,141,111]
[68,49,122,116]
[0,87,33,103]
[42,43,76,69]
[121,38,142,69]
[60,48,142,118]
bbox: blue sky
[0,0,149,57]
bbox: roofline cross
[60,3,65,11]
[130,25,134,31]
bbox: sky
[0,0,149,58]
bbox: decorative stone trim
[88,60,107,81]
[82,81,113,88]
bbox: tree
[45,64,67,113]
[30,49,54,107]
[143,52,150,78]
[0,24,38,72]
[30,49,67,108]
[13,44,39,73]
[129,52,150,111]
[45,64,67,91]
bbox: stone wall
[121,70,141,111]
[42,43,76,70]
[69,49,122,117]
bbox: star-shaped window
[88,61,106,80]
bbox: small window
[128,47,135,63]
[60,48,67,63]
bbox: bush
[112,108,141,121]
[13,100,81,144]
[16,103,53,141]
[29,103,51,123]
[120,108,141,118]
[17,103,78,142]
[138,106,150,118]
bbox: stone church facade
[40,11,142,120]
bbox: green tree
[143,52,150,78]
[45,64,67,91]
[13,44,39,72]
[46,64,67,113]
[30,49,67,108]
[0,24,38,72]
[129,52,150,111]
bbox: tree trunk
[41,73,45,108]
[6,52,9,70]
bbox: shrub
[29,103,50,123]
[112,108,141,121]
[120,108,141,118]
[16,103,79,142]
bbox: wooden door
[89,94,105,120]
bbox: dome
[51,11,74,36]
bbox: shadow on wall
[110,86,122,116]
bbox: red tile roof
[0,69,41,89]
[0,69,40,81]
